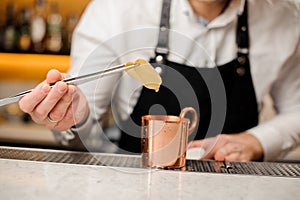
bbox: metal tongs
[0,63,140,107]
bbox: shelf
[0,0,91,27]
[0,122,58,147]
[0,53,70,81]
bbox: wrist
[73,108,90,129]
[245,132,264,161]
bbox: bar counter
[0,146,299,200]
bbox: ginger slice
[125,59,162,92]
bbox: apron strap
[155,0,249,61]
[235,0,250,76]
[155,0,172,64]
[236,0,249,54]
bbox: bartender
[19,0,300,161]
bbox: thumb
[187,140,204,149]
[46,69,63,84]
[187,140,216,159]
[188,136,223,160]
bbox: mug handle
[179,107,198,135]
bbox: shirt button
[155,66,163,75]
[238,56,247,65]
[155,55,164,64]
[241,26,247,32]
[160,26,167,32]
[236,67,246,76]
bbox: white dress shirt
[65,0,300,161]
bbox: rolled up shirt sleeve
[248,34,300,161]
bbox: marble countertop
[0,157,299,200]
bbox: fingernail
[58,82,67,93]
[42,85,51,94]
[68,86,75,96]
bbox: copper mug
[141,107,198,169]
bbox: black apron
[118,0,258,154]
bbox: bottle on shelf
[17,7,32,52]
[3,3,17,52]
[46,2,63,54]
[0,26,5,52]
[30,0,47,53]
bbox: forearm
[248,111,300,161]
[51,109,115,152]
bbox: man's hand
[188,132,264,162]
[19,69,89,131]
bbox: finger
[19,69,62,114]
[46,69,63,84]
[200,135,230,159]
[214,143,241,161]
[33,81,68,120]
[54,103,76,131]
[188,136,218,149]
[224,152,242,162]
[19,82,51,113]
[47,70,72,86]
[49,85,76,122]
[201,149,218,160]
[188,139,215,159]
[187,140,203,149]
[63,101,76,123]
